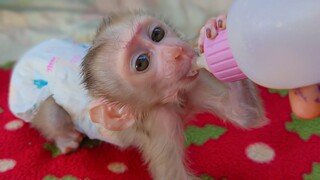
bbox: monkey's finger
[198,27,206,53]
[198,18,218,53]
[216,15,227,30]
[204,18,218,39]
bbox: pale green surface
[0,0,232,64]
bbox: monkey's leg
[32,96,83,154]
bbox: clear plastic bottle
[201,0,320,89]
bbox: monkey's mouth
[181,51,199,81]
[183,65,199,81]
[185,69,199,79]
[184,57,200,79]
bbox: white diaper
[9,39,124,147]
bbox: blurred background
[0,0,233,64]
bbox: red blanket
[1,63,319,180]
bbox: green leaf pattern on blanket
[43,138,102,157]
[185,124,227,147]
[0,107,3,114]
[43,174,89,180]
[200,174,227,180]
[43,143,62,158]
[0,61,15,70]
[304,163,320,180]
[200,174,214,180]
[286,114,320,141]
[268,89,289,97]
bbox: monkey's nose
[161,46,183,60]
[172,47,183,60]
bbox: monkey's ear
[89,101,135,131]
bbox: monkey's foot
[55,130,83,154]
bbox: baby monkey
[9,12,267,180]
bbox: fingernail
[206,28,211,38]
[218,19,223,29]
[200,45,204,53]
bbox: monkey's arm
[186,69,268,128]
[124,107,197,180]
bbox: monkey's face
[117,16,199,104]
[82,14,199,107]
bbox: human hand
[289,84,320,120]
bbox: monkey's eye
[135,54,150,72]
[151,27,165,42]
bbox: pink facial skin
[116,16,198,104]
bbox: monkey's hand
[186,70,268,128]
[198,15,227,53]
